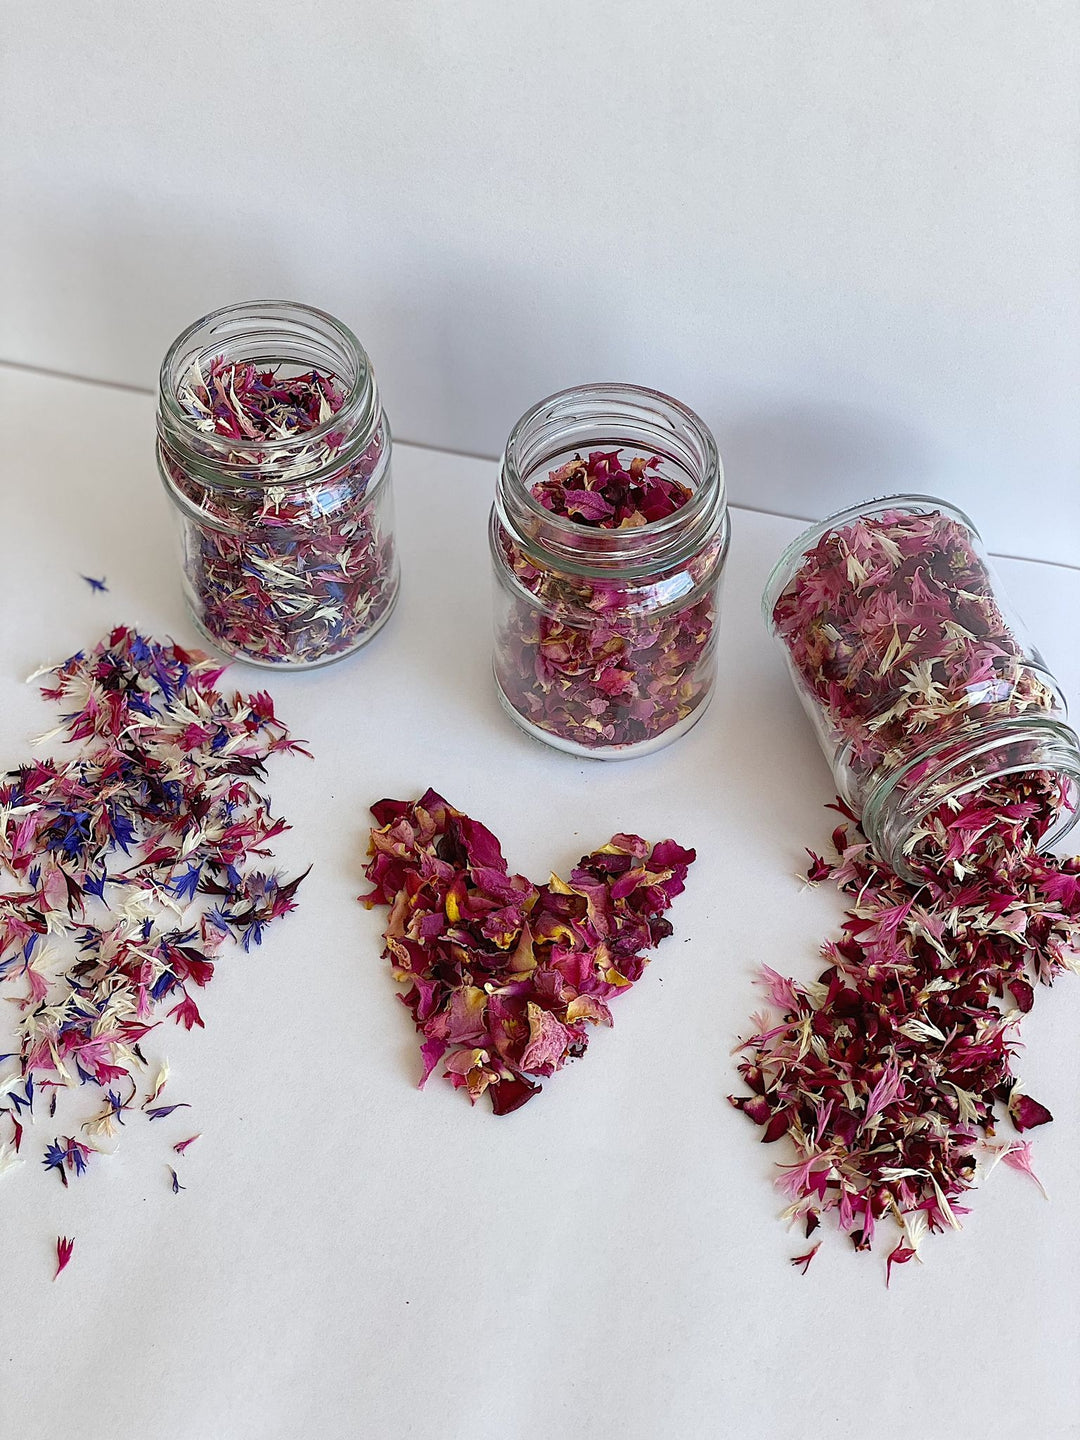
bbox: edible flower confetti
[732,510,1080,1276]
[0,628,308,1267]
[159,358,396,666]
[493,450,720,751]
[362,789,695,1112]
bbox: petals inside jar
[493,447,724,755]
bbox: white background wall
[3,1,1078,566]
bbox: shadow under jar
[763,495,1080,882]
[490,384,730,759]
[157,300,399,669]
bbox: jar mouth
[157,300,380,485]
[862,714,1080,881]
[497,382,726,575]
[760,493,983,629]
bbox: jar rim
[760,493,983,629]
[157,299,378,473]
[861,713,1080,881]
[496,382,727,577]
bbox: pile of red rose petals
[0,628,308,1266]
[362,789,695,1113]
[731,784,1080,1281]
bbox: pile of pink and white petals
[362,789,695,1113]
[0,628,307,1235]
[732,784,1080,1281]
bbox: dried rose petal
[361,791,695,1111]
[1008,1093,1054,1132]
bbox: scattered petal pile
[493,449,720,751]
[734,508,1080,1277]
[733,794,1080,1275]
[362,789,695,1112]
[159,358,396,666]
[0,628,308,1246]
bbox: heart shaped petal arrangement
[361,789,696,1112]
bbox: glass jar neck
[863,715,1080,881]
[157,300,380,490]
[495,383,726,579]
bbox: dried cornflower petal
[53,1235,74,1280]
[493,449,722,752]
[361,790,695,1110]
[790,1244,820,1274]
[0,628,307,1269]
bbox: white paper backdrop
[2,1,1078,566]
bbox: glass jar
[763,495,1080,879]
[490,383,729,759]
[157,300,399,668]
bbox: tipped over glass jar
[490,384,730,759]
[764,495,1080,881]
[157,300,399,669]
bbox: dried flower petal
[53,1235,74,1280]
[790,1244,820,1274]
[1008,1092,1054,1132]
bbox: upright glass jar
[490,383,729,759]
[157,300,398,668]
[764,495,1080,878]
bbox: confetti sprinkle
[362,789,695,1112]
[159,357,396,667]
[0,628,308,1264]
[732,509,1080,1277]
[493,449,723,752]
[53,1235,74,1280]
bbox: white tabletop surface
[1,363,1078,1440]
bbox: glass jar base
[185,586,399,671]
[494,675,713,760]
